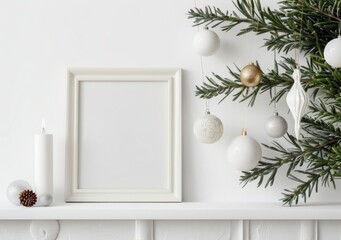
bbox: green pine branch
[188,0,340,53]
[195,57,320,107]
[188,0,341,205]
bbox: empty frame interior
[78,81,169,190]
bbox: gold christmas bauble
[240,62,262,87]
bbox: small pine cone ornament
[19,190,37,207]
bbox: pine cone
[19,190,37,207]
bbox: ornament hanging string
[242,21,259,130]
[252,22,260,63]
[200,51,210,112]
[273,51,278,114]
[242,92,249,132]
[295,0,305,68]
[288,2,308,145]
[194,0,210,113]
[246,22,258,128]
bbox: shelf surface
[1,202,341,220]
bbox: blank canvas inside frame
[66,68,181,202]
[78,81,169,190]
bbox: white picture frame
[65,68,181,202]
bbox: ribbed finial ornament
[286,69,308,140]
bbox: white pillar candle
[34,120,53,198]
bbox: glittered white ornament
[264,112,288,138]
[193,111,223,144]
[7,180,32,206]
[324,35,341,68]
[193,27,220,56]
[38,193,53,207]
[286,69,308,140]
[227,129,262,171]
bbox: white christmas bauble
[264,112,288,138]
[7,180,32,206]
[193,28,220,56]
[227,130,262,171]
[193,111,223,144]
[324,36,341,68]
[38,194,53,207]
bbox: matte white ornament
[286,69,308,140]
[324,35,341,68]
[37,193,53,207]
[193,27,220,56]
[7,180,32,206]
[193,111,223,144]
[227,129,262,171]
[30,220,59,240]
[264,112,288,138]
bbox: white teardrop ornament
[286,69,308,140]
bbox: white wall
[0,0,340,239]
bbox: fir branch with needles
[188,0,341,205]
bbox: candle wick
[41,119,46,134]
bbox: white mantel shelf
[0,202,341,220]
[1,202,341,220]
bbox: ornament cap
[273,111,279,116]
[241,128,248,136]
